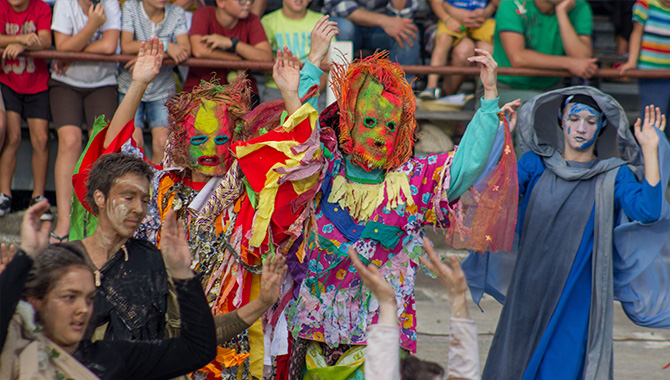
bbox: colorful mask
[184,100,234,176]
[349,76,402,169]
[331,51,417,172]
[166,78,251,177]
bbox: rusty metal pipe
[6,49,670,79]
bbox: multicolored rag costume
[462,86,670,380]
[281,55,517,377]
[69,79,324,380]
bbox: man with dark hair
[84,153,154,216]
[69,151,170,342]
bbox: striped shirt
[633,0,670,69]
[118,0,188,101]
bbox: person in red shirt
[186,0,272,106]
[0,0,52,219]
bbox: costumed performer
[462,87,670,380]
[67,36,317,379]
[273,37,518,376]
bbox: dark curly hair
[85,153,154,215]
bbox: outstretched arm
[349,247,400,380]
[274,47,302,116]
[447,49,500,200]
[104,38,163,149]
[1,201,52,350]
[634,105,665,187]
[214,254,287,344]
[420,237,480,380]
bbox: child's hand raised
[132,37,163,86]
[308,15,338,67]
[273,47,301,96]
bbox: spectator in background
[186,0,273,106]
[620,0,670,141]
[119,0,190,164]
[170,0,205,88]
[322,0,420,74]
[491,0,596,105]
[0,96,6,164]
[588,0,635,56]
[420,0,498,100]
[0,0,52,219]
[49,0,121,244]
[261,4,335,103]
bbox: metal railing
[5,49,670,79]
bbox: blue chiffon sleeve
[613,128,670,328]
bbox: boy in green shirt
[492,0,596,104]
[261,2,336,105]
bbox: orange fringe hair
[330,51,418,171]
[165,76,251,170]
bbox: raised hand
[0,243,16,274]
[419,237,470,318]
[258,253,288,307]
[348,247,396,307]
[273,47,301,95]
[132,37,163,86]
[308,15,339,66]
[381,16,419,50]
[500,98,522,132]
[160,209,194,280]
[20,199,52,258]
[634,105,665,151]
[468,48,498,100]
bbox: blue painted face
[561,103,603,152]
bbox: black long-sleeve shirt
[0,253,217,380]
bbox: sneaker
[30,195,53,221]
[0,194,10,217]
[418,87,442,101]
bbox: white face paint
[100,173,150,239]
[562,102,602,154]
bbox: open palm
[273,47,301,95]
[132,37,163,86]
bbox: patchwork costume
[69,81,324,379]
[283,57,516,377]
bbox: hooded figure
[463,86,670,380]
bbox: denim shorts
[118,93,169,129]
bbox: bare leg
[132,126,145,151]
[0,111,22,197]
[426,33,455,90]
[150,126,169,164]
[53,125,82,241]
[27,118,49,198]
[0,110,6,152]
[443,37,476,95]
